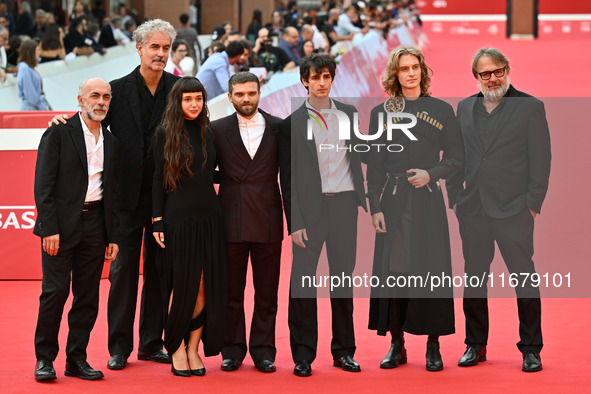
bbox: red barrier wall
[416,0,591,14]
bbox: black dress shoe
[220,358,241,371]
[35,360,57,381]
[191,367,206,376]
[293,360,312,377]
[107,354,127,370]
[380,342,407,369]
[426,337,443,371]
[458,345,487,367]
[65,360,104,380]
[333,355,361,372]
[255,359,276,373]
[171,362,191,377]
[138,349,171,363]
[522,351,542,372]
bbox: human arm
[73,46,94,56]
[105,243,119,261]
[372,213,386,233]
[214,58,231,96]
[275,47,295,71]
[445,102,467,209]
[336,15,361,36]
[283,61,296,70]
[366,106,388,216]
[278,117,291,234]
[424,103,464,183]
[151,130,166,248]
[526,100,551,215]
[34,126,62,250]
[42,234,60,256]
[280,115,307,247]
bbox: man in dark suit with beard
[51,19,179,370]
[278,54,367,377]
[34,78,119,381]
[211,72,285,373]
[447,47,551,373]
[102,19,181,370]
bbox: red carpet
[1,26,590,392]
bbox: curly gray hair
[133,18,176,48]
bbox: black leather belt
[322,191,354,197]
[82,200,103,211]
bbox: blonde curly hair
[382,46,432,97]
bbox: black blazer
[99,24,117,48]
[447,85,551,218]
[279,100,367,233]
[211,109,285,243]
[34,113,120,243]
[103,66,180,211]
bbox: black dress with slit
[152,119,227,356]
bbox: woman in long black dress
[152,77,227,377]
[367,46,464,371]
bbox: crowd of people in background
[0,0,424,105]
[0,0,140,86]
[198,0,423,92]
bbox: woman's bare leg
[187,272,206,370]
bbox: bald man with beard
[34,78,120,381]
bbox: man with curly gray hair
[51,17,184,372]
[105,18,178,371]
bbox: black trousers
[289,192,358,363]
[34,208,106,362]
[458,209,543,353]
[107,195,164,357]
[222,241,282,363]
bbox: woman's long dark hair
[158,77,209,192]
[40,24,63,51]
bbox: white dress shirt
[80,114,104,202]
[237,111,266,159]
[335,13,361,36]
[306,99,355,193]
[0,46,7,69]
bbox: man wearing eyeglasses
[447,47,551,372]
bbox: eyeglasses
[477,67,506,80]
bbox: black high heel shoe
[191,367,206,376]
[171,361,191,377]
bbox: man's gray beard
[479,76,510,101]
[84,104,107,122]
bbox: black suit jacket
[99,24,117,48]
[34,113,120,243]
[447,85,551,218]
[278,100,367,233]
[103,66,180,211]
[211,109,285,243]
